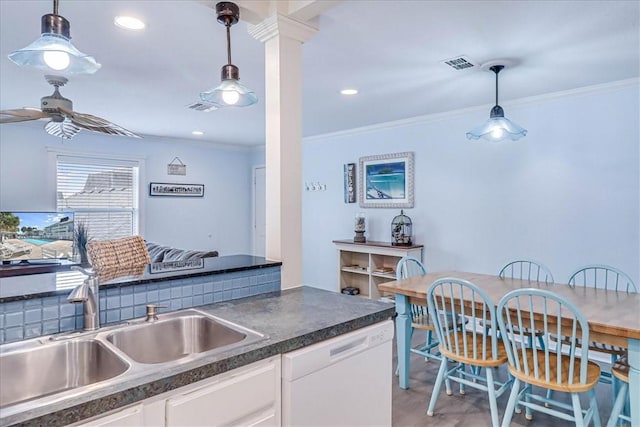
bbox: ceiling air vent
[186,101,218,112]
[441,55,477,70]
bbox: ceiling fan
[0,75,140,140]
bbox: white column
[249,15,317,289]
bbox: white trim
[248,13,318,43]
[139,132,258,151]
[303,78,640,143]
[252,165,266,257]
[46,146,147,162]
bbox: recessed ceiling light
[192,130,204,136]
[114,16,146,30]
[340,89,358,95]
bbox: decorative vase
[354,213,366,243]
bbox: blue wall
[302,81,640,290]
[3,81,638,292]
[0,125,255,256]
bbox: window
[56,155,140,240]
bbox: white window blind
[56,155,139,240]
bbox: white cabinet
[73,356,281,427]
[333,240,423,299]
[165,356,281,426]
[74,404,144,427]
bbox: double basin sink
[0,309,266,411]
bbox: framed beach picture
[359,152,414,208]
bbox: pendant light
[8,0,101,74]
[466,64,526,142]
[200,2,257,108]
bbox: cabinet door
[165,357,281,427]
[73,404,144,427]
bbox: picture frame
[359,152,414,208]
[149,182,204,197]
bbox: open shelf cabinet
[333,240,424,300]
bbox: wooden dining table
[378,270,640,426]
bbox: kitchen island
[0,286,395,426]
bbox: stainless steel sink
[105,310,265,364]
[0,309,265,417]
[0,339,129,408]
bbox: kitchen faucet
[67,266,100,331]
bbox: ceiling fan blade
[0,108,51,124]
[44,119,81,139]
[57,107,141,138]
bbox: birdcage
[391,210,412,246]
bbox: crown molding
[303,78,640,143]
[248,13,318,43]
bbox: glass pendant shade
[200,66,257,107]
[466,64,526,142]
[8,9,101,74]
[199,2,257,109]
[466,106,527,141]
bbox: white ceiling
[1,0,638,147]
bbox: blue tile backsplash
[0,266,281,343]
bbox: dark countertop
[0,255,282,302]
[1,286,395,426]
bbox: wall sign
[150,259,204,273]
[149,182,204,197]
[343,163,356,203]
[167,157,187,175]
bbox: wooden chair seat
[607,356,630,427]
[551,335,627,356]
[412,312,465,331]
[439,331,508,367]
[611,356,629,383]
[411,314,435,331]
[508,349,601,393]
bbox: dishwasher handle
[329,336,367,361]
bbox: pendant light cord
[490,65,503,106]
[494,69,499,106]
[53,0,59,15]
[226,22,232,65]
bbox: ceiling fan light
[466,115,528,142]
[200,78,258,107]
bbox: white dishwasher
[281,320,394,427]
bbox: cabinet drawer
[72,404,144,427]
[165,359,280,426]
